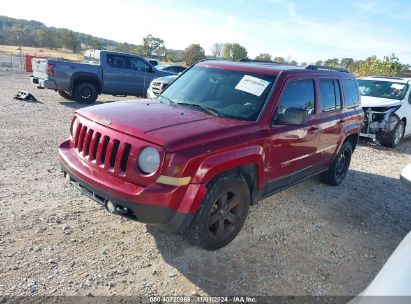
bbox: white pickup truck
[358,76,411,147]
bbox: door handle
[308,127,320,133]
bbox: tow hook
[106,201,128,214]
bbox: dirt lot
[0,71,410,298]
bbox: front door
[128,57,157,95]
[266,78,321,192]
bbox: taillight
[47,64,55,76]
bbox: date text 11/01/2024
[149,296,257,303]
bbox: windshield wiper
[158,95,175,104]
[176,102,223,117]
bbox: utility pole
[16,32,23,71]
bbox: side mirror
[146,66,154,73]
[276,107,308,125]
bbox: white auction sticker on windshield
[235,75,270,96]
[391,83,405,90]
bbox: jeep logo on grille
[101,118,112,126]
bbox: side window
[106,54,128,69]
[319,79,341,112]
[273,79,315,124]
[130,58,150,72]
[408,88,411,104]
[343,79,360,108]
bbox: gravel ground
[0,71,411,297]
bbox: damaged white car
[359,76,411,147]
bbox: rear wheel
[58,90,73,100]
[187,173,250,250]
[321,140,353,186]
[73,81,98,104]
[380,120,405,148]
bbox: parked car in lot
[350,165,411,303]
[147,59,160,67]
[155,65,186,74]
[358,76,411,147]
[59,62,363,250]
[401,164,411,190]
[31,50,172,103]
[146,74,178,98]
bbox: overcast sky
[3,0,411,63]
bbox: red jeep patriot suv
[59,60,363,250]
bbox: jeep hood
[361,96,402,108]
[77,100,256,151]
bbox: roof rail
[238,58,279,64]
[305,65,350,73]
[371,75,404,80]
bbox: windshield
[358,79,409,100]
[158,66,276,121]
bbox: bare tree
[210,43,224,59]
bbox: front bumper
[31,76,57,90]
[360,107,399,140]
[59,140,207,232]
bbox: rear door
[266,78,322,191]
[103,54,135,94]
[316,78,344,166]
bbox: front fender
[191,145,266,189]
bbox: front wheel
[187,173,250,250]
[380,120,405,148]
[73,81,98,104]
[321,140,353,186]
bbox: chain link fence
[0,53,25,71]
[0,51,83,72]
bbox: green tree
[315,60,323,66]
[183,44,205,65]
[36,28,58,49]
[357,54,405,77]
[340,58,354,69]
[324,58,339,67]
[223,43,248,61]
[255,53,272,61]
[288,60,298,66]
[274,57,286,63]
[61,29,80,52]
[166,49,184,63]
[347,60,363,74]
[141,34,165,58]
[88,38,103,49]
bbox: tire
[380,120,405,148]
[73,81,98,104]
[321,140,353,186]
[58,90,73,100]
[187,173,250,250]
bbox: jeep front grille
[152,81,168,96]
[74,123,131,175]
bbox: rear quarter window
[343,79,360,108]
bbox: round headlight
[138,147,160,174]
